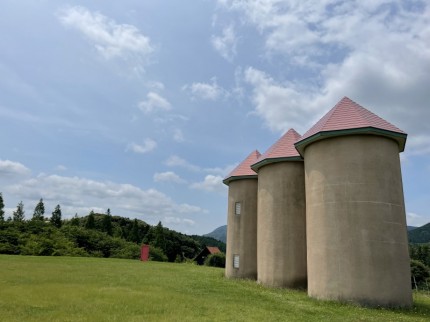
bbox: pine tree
[102,209,113,236]
[71,213,80,226]
[12,201,25,222]
[50,204,62,228]
[85,210,95,229]
[154,221,166,250]
[129,219,140,243]
[0,192,5,222]
[33,198,45,221]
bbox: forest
[0,193,225,263]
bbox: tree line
[0,193,225,262]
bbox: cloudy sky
[1,0,429,234]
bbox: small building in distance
[140,244,150,261]
[195,246,221,265]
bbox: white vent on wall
[235,202,241,215]
[233,254,240,268]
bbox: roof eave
[223,175,258,186]
[294,127,407,157]
[251,156,303,172]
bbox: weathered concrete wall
[304,135,412,307]
[225,178,258,279]
[257,162,307,288]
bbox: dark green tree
[71,213,80,226]
[102,211,113,236]
[32,198,45,221]
[129,219,140,243]
[12,201,25,222]
[85,210,95,229]
[50,204,62,228]
[411,259,430,288]
[204,252,226,268]
[0,192,5,222]
[153,221,166,250]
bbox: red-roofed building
[295,97,407,156]
[194,246,222,265]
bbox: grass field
[0,255,429,321]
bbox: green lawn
[0,255,429,321]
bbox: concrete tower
[295,97,412,307]
[252,129,307,288]
[223,150,260,279]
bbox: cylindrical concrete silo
[251,129,307,288]
[223,150,261,279]
[295,97,412,307]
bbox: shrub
[149,246,168,262]
[204,253,225,268]
[411,259,430,288]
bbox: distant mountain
[408,223,430,244]
[204,225,227,243]
[203,223,428,245]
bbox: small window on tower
[233,254,240,269]
[235,202,241,215]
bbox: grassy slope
[0,255,429,322]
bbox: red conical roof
[295,97,407,155]
[252,129,302,172]
[223,150,260,185]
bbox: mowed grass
[0,255,429,321]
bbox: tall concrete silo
[251,129,307,288]
[223,150,261,279]
[295,97,412,307]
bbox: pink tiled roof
[295,97,407,154]
[252,129,302,171]
[206,246,221,254]
[223,150,260,185]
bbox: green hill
[0,213,224,262]
[409,223,430,243]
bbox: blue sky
[0,0,429,235]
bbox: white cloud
[404,135,430,156]
[220,1,430,154]
[55,165,67,172]
[58,6,153,60]
[164,155,237,178]
[211,24,237,61]
[183,78,226,101]
[138,92,171,114]
[146,81,165,91]
[165,155,200,172]
[153,171,186,184]
[173,129,185,143]
[127,138,157,154]
[190,175,227,193]
[163,216,195,226]
[204,163,238,176]
[3,174,205,221]
[407,212,428,227]
[0,160,31,177]
[244,67,317,133]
